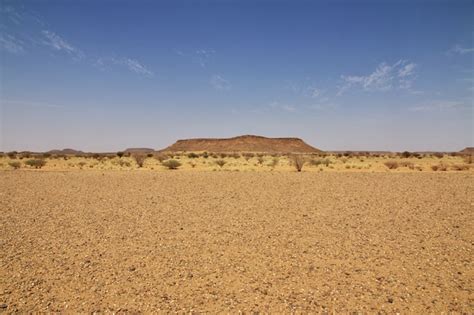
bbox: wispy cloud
[447,44,474,55]
[285,80,327,101]
[210,74,231,90]
[408,100,469,112]
[95,57,154,77]
[112,57,154,76]
[0,5,23,25]
[175,48,215,68]
[338,60,418,95]
[41,30,84,60]
[269,101,297,112]
[0,99,65,109]
[195,49,215,68]
[0,34,25,54]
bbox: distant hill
[48,148,84,155]
[124,148,155,154]
[460,147,474,154]
[161,135,321,153]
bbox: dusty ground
[0,171,473,312]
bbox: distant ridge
[161,135,321,153]
[48,148,84,155]
[124,148,155,154]
[460,147,474,154]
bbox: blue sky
[1,0,472,152]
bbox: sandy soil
[0,171,473,312]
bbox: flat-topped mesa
[162,135,322,153]
[460,147,474,154]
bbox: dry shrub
[451,164,469,171]
[310,158,332,167]
[399,161,415,169]
[8,161,21,169]
[384,161,399,169]
[433,152,444,159]
[215,159,226,168]
[269,157,279,168]
[114,159,131,167]
[7,151,17,159]
[25,159,46,169]
[133,154,146,168]
[291,155,305,172]
[162,159,181,170]
[154,154,168,163]
[189,161,197,168]
[431,164,447,171]
[229,153,240,159]
[257,157,265,165]
[117,152,124,158]
[243,152,255,160]
[78,161,87,169]
[463,155,473,164]
[400,151,411,158]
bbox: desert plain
[0,166,473,312]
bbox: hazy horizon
[1,0,473,152]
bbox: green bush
[25,159,46,169]
[162,159,181,170]
[187,152,199,159]
[310,158,332,167]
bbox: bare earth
[1,171,473,312]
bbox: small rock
[128,266,136,272]
[387,297,394,303]
[0,304,7,309]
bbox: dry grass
[0,153,471,173]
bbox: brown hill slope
[162,135,321,153]
[460,147,474,154]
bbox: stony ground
[0,171,473,312]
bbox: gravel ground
[0,171,473,312]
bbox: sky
[0,0,473,152]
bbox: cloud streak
[448,45,474,55]
[210,74,231,90]
[41,30,84,59]
[408,100,470,112]
[112,57,154,76]
[338,60,417,95]
[0,34,25,54]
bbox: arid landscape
[2,0,473,312]
[0,136,473,312]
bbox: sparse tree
[133,154,146,168]
[292,155,305,172]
